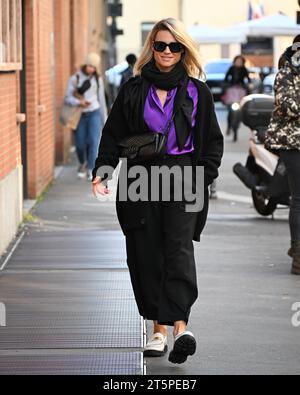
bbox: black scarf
[123,58,194,151]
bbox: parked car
[204,59,262,102]
[262,73,276,95]
[204,59,232,102]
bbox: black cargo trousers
[116,153,199,326]
[280,150,300,242]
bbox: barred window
[0,0,22,71]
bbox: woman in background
[64,53,108,181]
[223,55,252,136]
[224,55,251,89]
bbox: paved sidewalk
[1,107,300,375]
[0,156,145,375]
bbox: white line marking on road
[217,191,253,204]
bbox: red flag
[252,1,265,19]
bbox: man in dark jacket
[119,54,137,89]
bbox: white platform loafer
[168,330,196,364]
[143,332,168,357]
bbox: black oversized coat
[92,76,224,242]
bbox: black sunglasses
[153,41,184,53]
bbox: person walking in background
[119,53,137,88]
[224,55,252,90]
[91,18,223,364]
[223,55,252,136]
[265,36,300,275]
[64,53,108,181]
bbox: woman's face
[85,65,96,75]
[234,57,244,68]
[152,30,184,72]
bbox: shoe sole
[143,345,168,358]
[168,335,196,364]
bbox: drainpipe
[178,0,183,22]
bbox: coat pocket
[116,200,148,234]
[193,187,209,241]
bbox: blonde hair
[134,18,204,79]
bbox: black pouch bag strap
[164,111,176,139]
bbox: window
[0,0,22,71]
[141,22,155,47]
[242,37,273,56]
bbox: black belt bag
[117,112,176,163]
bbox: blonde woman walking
[92,18,223,364]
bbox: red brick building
[0,0,108,256]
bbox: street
[146,105,300,375]
[0,105,299,375]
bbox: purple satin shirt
[143,79,198,155]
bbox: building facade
[116,0,299,66]
[0,0,108,257]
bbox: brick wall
[0,73,21,181]
[25,0,55,198]
[1,0,95,197]
[54,0,72,164]
[54,0,97,165]
[71,0,89,72]
[0,0,108,256]
[0,71,22,257]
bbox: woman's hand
[79,99,91,108]
[92,176,110,197]
[248,82,255,92]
